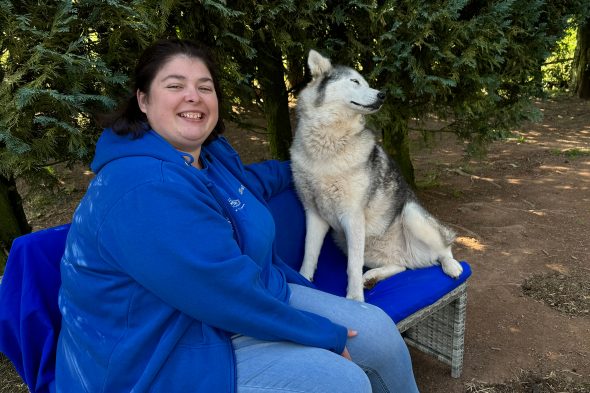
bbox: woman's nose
[186,88,201,103]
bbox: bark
[380,103,416,187]
[0,174,31,267]
[571,20,590,99]
[256,40,293,160]
[285,46,307,95]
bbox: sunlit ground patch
[456,236,486,251]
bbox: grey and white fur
[290,50,463,302]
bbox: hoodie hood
[91,129,191,173]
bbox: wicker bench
[397,283,468,377]
[0,188,471,392]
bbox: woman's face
[137,55,219,159]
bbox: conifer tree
[571,18,590,99]
[365,0,589,183]
[0,0,163,265]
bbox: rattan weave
[397,282,468,378]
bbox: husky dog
[290,50,463,302]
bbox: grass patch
[416,171,441,189]
[522,268,590,317]
[549,148,590,158]
[466,370,590,393]
[507,134,527,144]
[0,354,27,393]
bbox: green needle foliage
[1,0,588,260]
[366,0,589,180]
[0,0,161,177]
[0,0,163,262]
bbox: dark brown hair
[109,39,225,141]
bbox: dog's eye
[350,79,360,85]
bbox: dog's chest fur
[291,118,386,232]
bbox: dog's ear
[308,50,332,78]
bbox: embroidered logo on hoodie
[228,185,247,211]
[228,198,245,211]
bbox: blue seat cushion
[269,187,471,323]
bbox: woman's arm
[209,137,293,200]
[244,160,293,200]
[97,180,347,354]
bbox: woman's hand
[341,329,357,360]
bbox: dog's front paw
[299,272,314,282]
[362,270,380,289]
[364,277,378,289]
[299,261,316,281]
[346,281,365,302]
[442,258,463,278]
[346,291,365,302]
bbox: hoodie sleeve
[209,137,293,201]
[243,160,293,201]
[96,179,347,354]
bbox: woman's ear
[137,89,148,114]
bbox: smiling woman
[109,39,225,142]
[136,56,219,165]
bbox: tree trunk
[571,19,590,99]
[380,103,416,187]
[285,46,307,95]
[256,40,293,160]
[0,174,31,268]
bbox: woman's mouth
[179,112,204,120]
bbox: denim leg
[232,284,419,393]
[233,335,371,393]
[287,284,419,393]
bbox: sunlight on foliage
[542,23,578,91]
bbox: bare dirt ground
[406,96,590,392]
[403,96,590,392]
[3,96,590,392]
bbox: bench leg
[396,283,469,378]
[451,290,467,378]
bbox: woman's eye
[198,86,214,93]
[351,79,360,85]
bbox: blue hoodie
[55,129,348,392]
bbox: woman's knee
[351,302,399,338]
[285,348,371,393]
[347,303,410,361]
[321,358,372,393]
[235,340,372,393]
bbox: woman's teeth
[180,112,203,119]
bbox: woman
[55,38,420,393]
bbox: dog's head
[301,50,385,116]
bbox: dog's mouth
[350,91,386,111]
[350,100,384,111]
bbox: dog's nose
[378,91,386,101]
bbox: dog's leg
[403,202,463,278]
[341,211,366,302]
[439,252,463,278]
[362,264,407,288]
[299,208,331,281]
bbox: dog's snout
[377,91,386,101]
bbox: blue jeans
[232,284,420,392]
